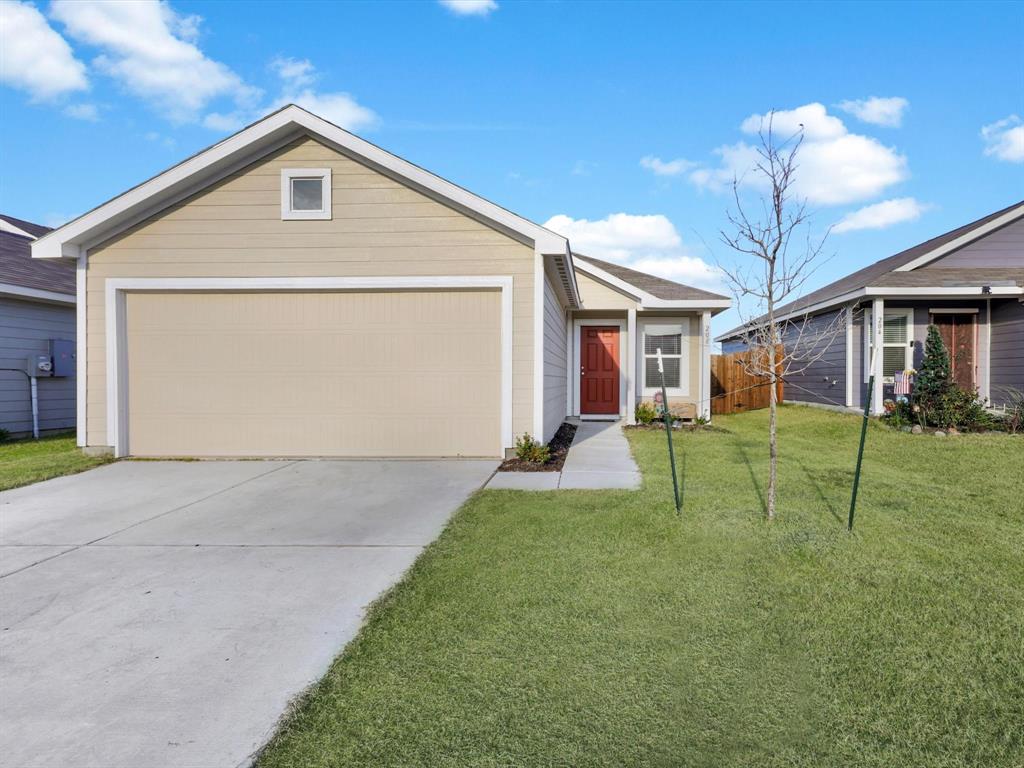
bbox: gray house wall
[924,217,1024,268]
[0,296,76,436]
[990,298,1024,407]
[781,308,847,406]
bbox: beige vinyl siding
[542,273,568,441]
[85,136,536,447]
[576,272,638,310]
[124,290,500,457]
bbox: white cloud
[981,115,1024,163]
[64,102,99,121]
[832,197,930,234]
[837,96,909,128]
[50,0,259,123]
[204,56,377,133]
[439,0,498,16]
[544,213,721,289]
[690,103,908,206]
[640,155,697,177]
[0,0,87,101]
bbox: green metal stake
[657,349,682,514]
[848,373,874,532]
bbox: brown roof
[574,254,729,302]
[0,215,76,296]
[719,199,1024,339]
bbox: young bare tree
[717,115,846,520]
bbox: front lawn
[0,433,111,491]
[259,407,1023,767]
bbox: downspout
[0,368,40,439]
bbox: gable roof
[717,199,1024,341]
[31,104,579,305]
[574,254,729,302]
[0,216,75,300]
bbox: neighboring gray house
[1,215,77,436]
[716,200,1024,414]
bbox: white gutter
[0,282,76,305]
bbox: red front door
[932,313,977,391]
[580,326,620,414]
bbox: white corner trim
[34,104,568,259]
[280,168,332,220]
[571,319,627,418]
[844,306,854,408]
[983,299,992,403]
[0,282,75,305]
[699,311,711,420]
[871,298,885,415]
[626,308,637,424]
[103,275,514,458]
[0,218,38,239]
[894,204,1024,271]
[532,250,545,440]
[76,254,87,447]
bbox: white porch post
[700,310,712,420]
[626,307,637,424]
[871,297,885,415]
[844,304,854,408]
[980,298,991,403]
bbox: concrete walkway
[488,420,640,490]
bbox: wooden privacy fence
[711,346,784,415]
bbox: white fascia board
[894,204,1024,271]
[0,218,37,239]
[574,258,729,311]
[33,104,568,260]
[0,282,76,305]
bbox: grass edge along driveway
[0,432,111,492]
[257,406,1022,768]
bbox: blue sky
[1,0,1022,335]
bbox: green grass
[0,432,111,491]
[258,406,1023,767]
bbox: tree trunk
[766,342,778,520]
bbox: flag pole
[657,349,682,514]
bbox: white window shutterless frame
[864,308,914,383]
[641,321,689,395]
[281,168,332,220]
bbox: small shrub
[914,325,952,424]
[0,428,10,444]
[998,387,1024,434]
[635,401,658,425]
[932,386,993,431]
[514,433,551,464]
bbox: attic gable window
[281,168,332,220]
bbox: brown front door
[580,326,620,414]
[932,313,976,391]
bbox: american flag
[894,370,912,395]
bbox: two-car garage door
[123,290,501,457]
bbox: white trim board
[571,319,628,419]
[103,275,514,458]
[0,282,75,305]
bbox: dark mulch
[498,422,577,472]
[624,422,730,434]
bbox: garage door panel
[125,291,501,457]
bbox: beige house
[33,105,729,459]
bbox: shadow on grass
[794,457,843,524]
[731,438,767,517]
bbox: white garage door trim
[105,276,514,458]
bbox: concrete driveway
[0,458,497,768]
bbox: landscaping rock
[901,426,912,433]
[934,430,946,438]
[948,427,960,436]
[911,425,923,434]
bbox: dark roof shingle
[0,215,76,296]
[574,254,729,302]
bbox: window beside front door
[864,309,914,383]
[642,321,689,395]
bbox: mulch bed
[498,422,577,472]
[624,422,729,434]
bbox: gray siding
[990,299,1024,407]
[925,217,1024,268]
[0,296,76,436]
[542,275,568,442]
[721,339,747,354]
[781,309,847,406]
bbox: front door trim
[571,318,627,419]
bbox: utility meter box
[49,339,75,377]
[26,355,53,377]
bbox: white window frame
[641,319,689,396]
[280,168,332,220]
[864,308,914,384]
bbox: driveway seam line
[0,461,297,579]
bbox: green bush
[0,428,10,443]
[913,325,952,425]
[634,401,658,425]
[932,386,994,431]
[514,433,551,464]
